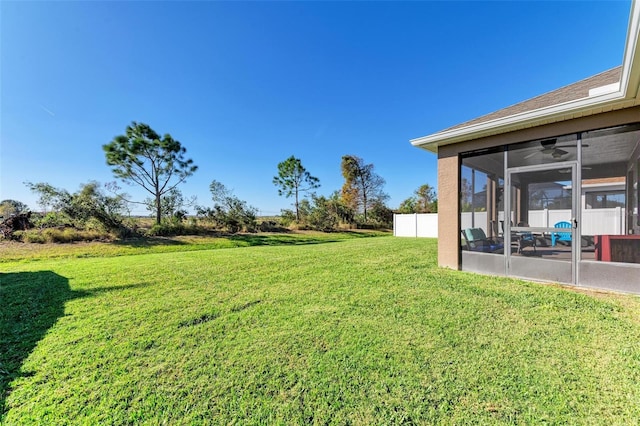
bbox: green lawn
[2,235,640,424]
[0,230,387,264]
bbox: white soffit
[412,0,640,153]
[589,82,621,97]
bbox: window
[585,191,625,209]
[529,183,572,210]
[460,148,505,255]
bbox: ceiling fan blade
[524,151,538,159]
[559,165,592,173]
[555,148,568,155]
[555,143,589,148]
[551,148,568,159]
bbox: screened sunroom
[411,1,640,293]
[458,124,640,292]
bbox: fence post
[415,213,418,238]
[393,214,396,236]
[544,208,549,228]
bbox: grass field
[0,231,387,264]
[2,234,640,424]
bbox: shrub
[145,222,204,237]
[278,209,296,227]
[42,228,73,243]
[26,181,132,237]
[287,221,311,231]
[287,193,355,232]
[44,228,106,243]
[195,180,258,234]
[196,202,256,234]
[13,230,46,244]
[258,220,285,232]
[34,212,72,229]
[356,223,376,230]
[366,202,394,229]
[147,223,185,237]
[13,228,111,243]
[306,195,338,232]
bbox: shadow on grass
[0,272,146,418]
[226,234,342,246]
[228,230,389,247]
[110,234,335,249]
[109,230,388,251]
[0,272,85,416]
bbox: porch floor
[508,235,595,261]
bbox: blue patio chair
[461,228,504,253]
[551,221,572,246]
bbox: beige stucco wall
[437,145,460,269]
[435,105,640,270]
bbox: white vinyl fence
[526,207,625,235]
[393,213,438,238]
[394,207,625,238]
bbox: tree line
[1,122,437,240]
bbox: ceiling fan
[523,138,588,160]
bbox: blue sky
[0,1,631,216]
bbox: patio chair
[461,228,504,253]
[515,222,537,254]
[551,221,572,246]
[490,220,503,239]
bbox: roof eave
[621,0,640,99]
[410,91,634,153]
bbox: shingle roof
[444,66,623,132]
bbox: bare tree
[340,155,388,222]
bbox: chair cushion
[465,228,487,242]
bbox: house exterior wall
[436,105,640,270]
[437,146,460,269]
